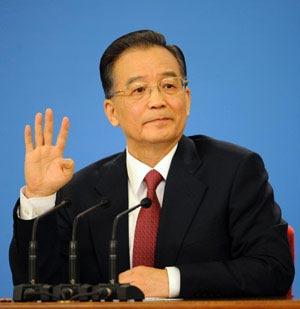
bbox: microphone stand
[53,198,110,300]
[13,200,70,302]
[92,198,152,301]
[109,197,151,284]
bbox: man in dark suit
[10,30,294,298]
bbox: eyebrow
[125,71,179,87]
[125,76,145,87]
[160,71,178,78]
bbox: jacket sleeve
[177,152,294,298]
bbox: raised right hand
[24,108,74,198]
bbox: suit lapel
[156,136,208,268]
[88,152,130,280]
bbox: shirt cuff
[165,266,180,298]
[19,186,57,220]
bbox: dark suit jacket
[10,135,294,298]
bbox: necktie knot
[144,169,163,192]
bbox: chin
[141,132,180,145]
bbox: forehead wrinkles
[111,47,181,89]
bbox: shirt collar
[126,144,178,196]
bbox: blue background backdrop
[0,0,299,298]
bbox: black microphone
[69,198,110,285]
[90,198,151,302]
[53,198,110,300]
[109,197,152,285]
[13,200,71,302]
[30,200,71,284]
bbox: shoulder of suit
[187,134,257,161]
[186,134,266,179]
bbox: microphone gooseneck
[69,198,110,285]
[29,200,70,285]
[71,198,110,241]
[109,197,152,285]
[31,200,70,242]
[111,197,151,241]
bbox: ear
[104,99,119,126]
[185,87,191,116]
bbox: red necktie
[132,169,163,267]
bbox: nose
[146,85,166,108]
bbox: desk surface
[1,299,300,309]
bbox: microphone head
[90,198,110,210]
[62,199,72,207]
[54,199,72,209]
[140,197,152,209]
[99,198,110,209]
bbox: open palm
[24,108,74,198]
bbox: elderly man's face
[104,46,191,153]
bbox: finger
[118,269,132,283]
[34,112,43,147]
[118,275,129,284]
[43,108,53,145]
[24,125,33,153]
[56,117,69,154]
[60,158,75,181]
[61,158,75,171]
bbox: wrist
[24,186,55,198]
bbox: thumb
[61,158,75,170]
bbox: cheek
[118,104,143,126]
[172,100,189,118]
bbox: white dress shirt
[19,145,180,297]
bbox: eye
[161,79,179,93]
[135,86,146,93]
[130,85,147,96]
[163,83,176,89]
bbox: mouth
[144,117,172,125]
